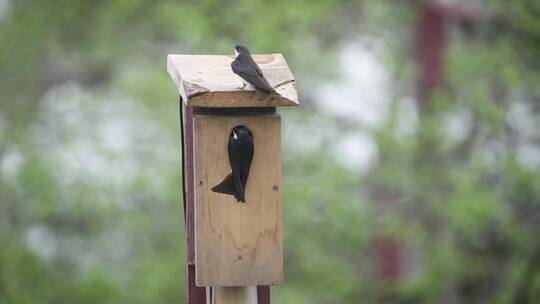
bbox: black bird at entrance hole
[231,45,276,101]
[211,125,254,203]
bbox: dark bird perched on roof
[231,45,276,101]
[211,125,254,203]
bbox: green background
[1,1,540,303]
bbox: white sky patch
[507,101,539,141]
[516,143,540,169]
[0,0,10,20]
[282,113,336,155]
[334,132,377,173]
[507,101,540,169]
[77,225,130,274]
[315,40,390,128]
[33,81,177,198]
[396,97,419,139]
[56,138,115,182]
[444,106,473,144]
[23,80,179,265]
[310,39,390,172]
[26,225,58,260]
[1,145,24,177]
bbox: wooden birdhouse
[167,51,298,301]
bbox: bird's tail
[256,89,280,101]
[211,174,244,202]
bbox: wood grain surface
[193,114,283,286]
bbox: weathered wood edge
[167,54,299,108]
[182,104,207,304]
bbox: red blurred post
[375,238,404,281]
[375,1,456,284]
[416,1,477,104]
[416,2,447,106]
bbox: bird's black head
[235,45,250,55]
[231,125,253,142]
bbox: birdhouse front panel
[193,113,283,286]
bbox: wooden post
[181,93,271,304]
[211,286,257,304]
[169,52,298,304]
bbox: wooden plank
[167,54,298,107]
[193,114,283,286]
[182,105,206,304]
[211,287,257,304]
[183,105,196,265]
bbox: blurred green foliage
[1,0,540,303]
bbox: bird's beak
[234,49,239,58]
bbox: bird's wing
[231,60,274,93]
[240,140,254,191]
[228,136,246,202]
[254,65,274,91]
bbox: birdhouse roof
[167,53,298,107]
